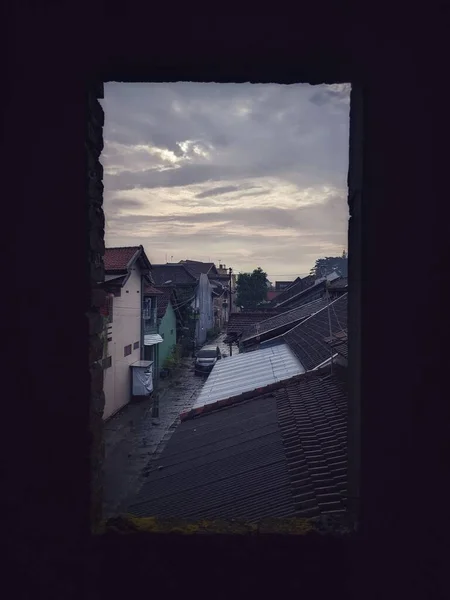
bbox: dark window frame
[124,344,132,357]
[133,341,139,350]
[94,81,362,535]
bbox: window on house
[102,356,112,369]
[100,293,114,323]
[133,341,139,349]
[143,298,152,319]
[124,344,132,357]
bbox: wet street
[102,333,230,519]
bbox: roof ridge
[105,245,141,250]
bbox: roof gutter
[180,371,305,422]
[312,353,339,371]
[180,367,334,422]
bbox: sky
[100,82,350,281]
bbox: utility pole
[229,267,233,356]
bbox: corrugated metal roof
[185,343,304,418]
[144,334,163,346]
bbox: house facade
[100,246,153,420]
[142,285,164,382]
[145,286,177,372]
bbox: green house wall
[158,300,177,370]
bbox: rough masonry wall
[86,82,106,528]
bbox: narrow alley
[102,333,230,519]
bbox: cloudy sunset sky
[101,82,350,281]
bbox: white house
[100,245,157,420]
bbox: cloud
[101,82,350,279]
[195,184,251,199]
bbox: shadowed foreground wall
[3,5,448,599]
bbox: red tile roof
[267,290,282,301]
[104,246,141,271]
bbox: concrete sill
[98,514,355,537]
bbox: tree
[310,251,348,279]
[236,267,268,310]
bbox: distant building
[267,290,282,302]
[143,285,178,374]
[152,263,214,347]
[216,263,238,318]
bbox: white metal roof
[144,334,163,346]
[130,360,153,368]
[190,342,305,413]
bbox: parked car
[194,345,222,375]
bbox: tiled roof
[275,277,326,309]
[241,297,330,344]
[328,277,348,290]
[151,264,197,286]
[331,337,348,360]
[269,275,315,306]
[281,294,348,370]
[128,369,347,521]
[226,311,280,335]
[276,371,347,517]
[275,275,345,311]
[104,246,141,271]
[129,393,297,521]
[180,260,218,279]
